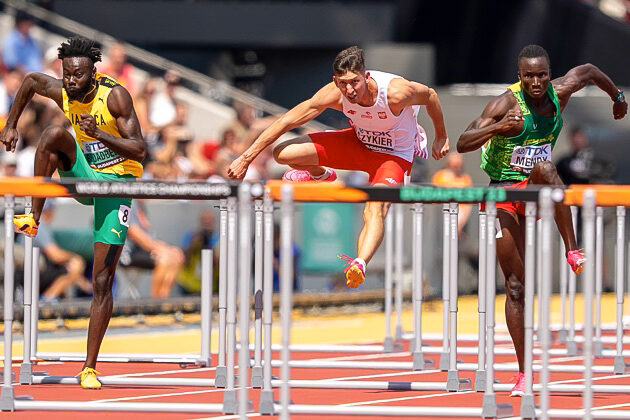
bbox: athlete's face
[518,57,551,99]
[334,70,369,104]
[62,56,96,100]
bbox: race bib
[83,141,125,170]
[510,144,551,174]
[118,205,131,227]
[356,127,395,152]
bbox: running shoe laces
[509,372,525,397]
[567,249,586,275]
[76,367,102,389]
[282,168,337,182]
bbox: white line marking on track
[193,414,262,420]
[592,402,630,410]
[330,369,440,381]
[91,387,234,403]
[337,390,476,406]
[103,366,216,378]
[310,351,411,362]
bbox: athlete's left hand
[79,114,101,139]
[613,99,628,120]
[432,136,450,160]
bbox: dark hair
[58,36,102,63]
[333,46,365,75]
[518,44,550,67]
[15,11,33,25]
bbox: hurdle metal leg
[238,184,252,417]
[20,197,33,384]
[412,203,433,370]
[475,210,487,391]
[280,184,294,420]
[439,204,450,371]
[1,196,15,411]
[394,203,404,340]
[614,206,629,374]
[251,199,264,388]
[558,236,568,343]
[539,188,554,420]
[30,247,40,358]
[200,249,213,367]
[594,206,604,357]
[481,200,513,418]
[536,220,542,343]
[521,202,537,418]
[583,190,596,419]
[222,197,238,413]
[447,203,470,391]
[215,199,228,386]
[566,206,579,356]
[383,210,394,352]
[259,189,275,414]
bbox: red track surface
[5,334,630,419]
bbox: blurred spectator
[556,126,616,185]
[273,223,300,292]
[1,152,17,176]
[33,200,92,301]
[149,70,180,129]
[134,77,159,142]
[2,11,42,73]
[4,68,25,110]
[99,42,137,96]
[43,46,62,78]
[432,152,473,234]
[119,200,185,298]
[177,209,219,295]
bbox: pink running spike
[567,249,586,274]
[509,372,525,397]
[282,168,337,182]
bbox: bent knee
[41,125,69,143]
[530,161,558,184]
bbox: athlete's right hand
[227,156,249,180]
[498,109,523,133]
[0,127,19,152]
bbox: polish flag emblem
[378,112,387,119]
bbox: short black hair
[57,36,102,63]
[333,46,365,76]
[518,44,550,67]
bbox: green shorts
[58,142,135,246]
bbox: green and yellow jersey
[62,73,143,178]
[481,82,563,182]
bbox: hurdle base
[19,362,32,385]
[251,366,263,388]
[383,337,394,353]
[474,370,486,392]
[593,340,604,358]
[222,390,237,414]
[214,366,227,388]
[556,328,568,344]
[259,390,275,415]
[412,352,435,370]
[566,340,581,356]
[520,394,536,419]
[0,386,15,411]
[395,325,404,341]
[481,395,513,419]
[613,355,630,374]
[447,372,472,392]
[439,352,449,371]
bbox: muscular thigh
[273,135,320,166]
[495,210,525,281]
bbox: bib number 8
[118,205,131,227]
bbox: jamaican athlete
[0,36,147,389]
[457,44,627,397]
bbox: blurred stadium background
[0,0,629,323]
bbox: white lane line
[337,390,476,407]
[193,414,262,420]
[331,369,440,381]
[91,387,232,403]
[592,402,630,410]
[309,351,411,362]
[103,366,216,378]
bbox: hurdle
[1,178,248,413]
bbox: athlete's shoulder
[106,83,134,118]
[311,81,342,109]
[96,73,120,89]
[386,77,417,105]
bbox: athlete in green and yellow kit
[0,36,147,389]
[457,44,627,397]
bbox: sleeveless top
[481,82,563,182]
[62,73,143,177]
[341,70,428,163]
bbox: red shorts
[309,128,413,185]
[481,179,529,216]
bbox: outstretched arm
[227,82,342,179]
[392,79,449,160]
[457,93,520,153]
[553,64,627,119]
[79,85,147,162]
[1,72,63,151]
